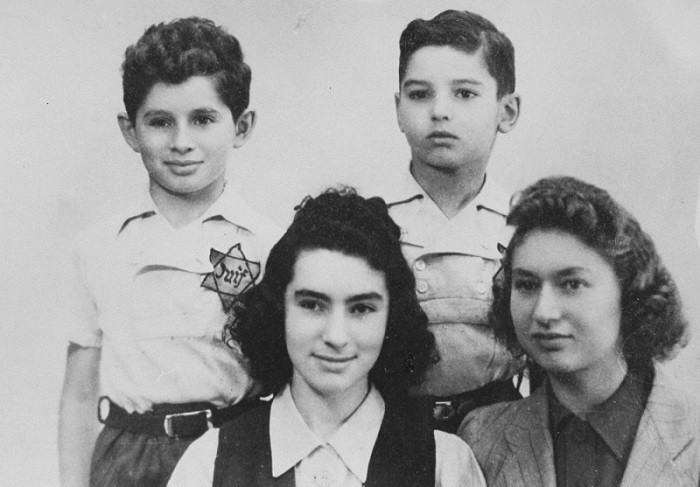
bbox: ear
[394,92,405,133]
[233,110,256,148]
[497,92,521,134]
[117,113,141,153]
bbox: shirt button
[414,259,426,271]
[476,281,487,294]
[314,470,331,487]
[416,281,428,293]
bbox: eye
[561,279,585,293]
[147,117,171,128]
[455,89,475,99]
[193,115,214,126]
[350,303,377,315]
[298,299,324,312]
[512,278,539,293]
[406,89,431,101]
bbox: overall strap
[365,396,435,487]
[214,396,436,487]
[212,402,294,487]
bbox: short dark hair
[227,187,436,399]
[122,17,251,121]
[493,176,688,371]
[399,10,515,98]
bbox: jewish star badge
[201,243,261,311]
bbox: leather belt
[98,396,259,437]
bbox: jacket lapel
[502,388,557,487]
[621,369,694,487]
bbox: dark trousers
[89,425,199,487]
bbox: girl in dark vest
[168,188,486,486]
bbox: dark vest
[212,397,435,487]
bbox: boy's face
[119,75,254,200]
[395,45,518,177]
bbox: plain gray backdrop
[1,1,698,484]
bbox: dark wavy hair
[228,187,436,399]
[399,9,515,98]
[493,176,687,371]
[122,17,251,121]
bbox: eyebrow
[402,78,484,88]
[512,267,588,277]
[292,289,385,303]
[141,107,221,118]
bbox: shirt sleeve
[167,428,220,487]
[63,236,101,347]
[434,430,487,487]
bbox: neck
[549,356,628,416]
[149,178,225,229]
[410,162,486,219]
[290,379,370,440]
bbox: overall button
[416,281,428,293]
[414,259,426,271]
[313,470,331,487]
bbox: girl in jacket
[459,176,699,486]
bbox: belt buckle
[97,396,111,424]
[163,409,213,437]
[433,400,455,422]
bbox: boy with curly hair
[58,17,280,487]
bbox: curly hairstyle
[399,9,515,98]
[493,176,688,371]
[227,187,436,399]
[122,17,251,121]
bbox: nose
[532,284,562,325]
[430,93,451,121]
[170,125,194,154]
[322,308,349,349]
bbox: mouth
[427,130,459,140]
[530,332,571,348]
[165,160,202,167]
[315,354,355,364]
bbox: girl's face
[509,230,625,382]
[284,249,389,404]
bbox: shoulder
[457,396,533,449]
[369,168,422,206]
[222,196,283,255]
[166,428,220,487]
[434,431,487,487]
[647,368,700,432]
[74,211,133,251]
[218,401,271,443]
[475,177,512,218]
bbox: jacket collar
[501,368,696,487]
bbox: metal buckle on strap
[163,409,213,437]
[433,400,456,422]
[97,396,111,424]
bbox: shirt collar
[269,384,385,482]
[116,181,264,235]
[548,370,651,461]
[386,165,510,216]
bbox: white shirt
[375,170,522,395]
[168,384,486,487]
[65,183,281,412]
